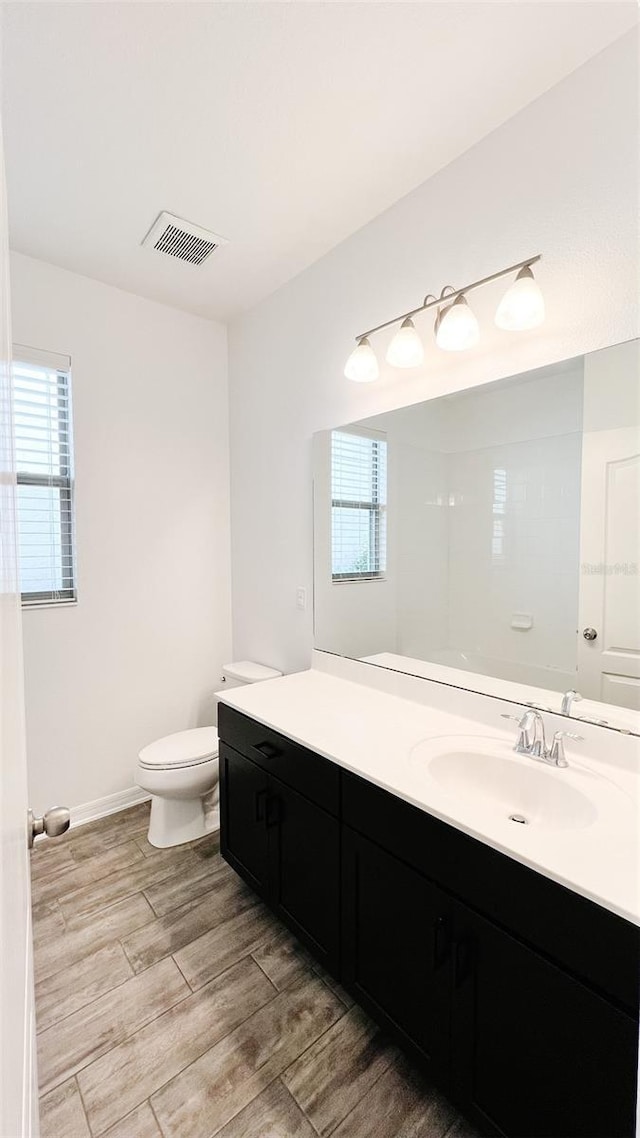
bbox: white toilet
[135,661,282,848]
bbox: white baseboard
[70,786,151,830]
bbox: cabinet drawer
[218,705,340,816]
[342,769,640,1015]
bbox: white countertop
[220,664,640,926]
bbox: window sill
[21,599,78,611]
[331,576,387,585]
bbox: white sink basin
[409,735,600,831]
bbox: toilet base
[147,794,220,849]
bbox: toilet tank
[213,660,282,724]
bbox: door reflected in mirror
[313,339,640,735]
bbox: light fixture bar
[355,254,542,342]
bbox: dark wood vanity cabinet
[219,744,270,897]
[341,826,451,1080]
[219,706,639,1138]
[450,902,638,1138]
[342,821,638,1138]
[342,768,639,1138]
[218,710,340,972]
[266,774,340,970]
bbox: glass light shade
[344,337,379,382]
[385,318,425,368]
[435,295,480,351]
[495,266,545,331]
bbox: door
[451,903,638,1138]
[0,123,39,1136]
[219,743,269,897]
[341,827,451,1077]
[577,340,640,710]
[267,776,340,973]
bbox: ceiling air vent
[141,211,226,266]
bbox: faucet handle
[549,729,584,767]
[501,711,535,751]
[500,711,534,727]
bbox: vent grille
[141,211,226,267]
[155,223,216,265]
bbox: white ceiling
[2,2,637,323]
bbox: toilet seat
[138,727,219,772]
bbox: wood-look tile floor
[31,802,480,1138]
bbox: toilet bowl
[135,661,282,848]
[136,727,220,848]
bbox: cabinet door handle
[433,915,450,970]
[266,795,283,828]
[255,789,268,823]
[454,937,474,988]
[254,741,280,761]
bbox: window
[331,428,387,581]
[492,466,507,563]
[12,346,76,605]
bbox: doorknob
[28,806,70,849]
[582,627,598,641]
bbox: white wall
[10,252,231,814]
[228,30,639,675]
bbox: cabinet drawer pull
[255,789,268,822]
[433,915,450,970]
[454,937,474,988]
[266,796,283,828]
[254,741,280,761]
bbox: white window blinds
[12,346,77,605]
[331,428,387,581]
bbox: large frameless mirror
[313,339,640,735]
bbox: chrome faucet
[516,709,547,757]
[501,710,582,768]
[561,688,609,726]
[561,690,582,716]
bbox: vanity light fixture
[385,317,425,368]
[344,336,380,383]
[344,255,543,381]
[434,293,480,352]
[495,264,545,331]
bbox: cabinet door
[451,903,638,1138]
[219,744,269,898]
[267,777,340,973]
[341,826,451,1077]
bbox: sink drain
[508,813,529,825]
